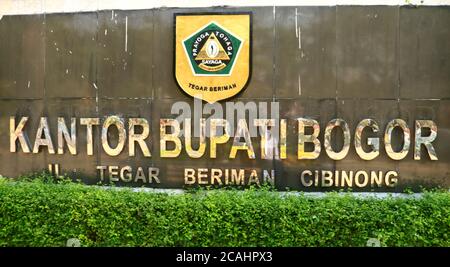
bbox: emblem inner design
[192,31,233,72]
[183,22,242,76]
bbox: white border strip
[2,177,444,198]
[103,185,429,199]
[1,0,450,16]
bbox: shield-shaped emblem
[174,13,251,103]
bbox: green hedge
[0,176,448,247]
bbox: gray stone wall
[0,6,449,191]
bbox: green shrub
[0,175,448,247]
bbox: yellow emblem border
[174,12,252,103]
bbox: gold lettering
[231,169,244,185]
[324,119,350,160]
[148,167,160,183]
[321,170,333,187]
[198,168,208,185]
[300,170,313,187]
[248,170,259,185]
[297,118,321,159]
[120,166,133,182]
[184,168,196,185]
[341,171,353,187]
[185,118,206,158]
[355,171,369,187]
[385,171,398,187]
[109,166,119,182]
[254,119,275,159]
[263,170,275,185]
[230,119,255,159]
[10,116,31,153]
[280,119,287,159]
[102,116,126,157]
[80,118,100,156]
[135,167,146,183]
[210,119,230,158]
[355,119,379,160]
[211,168,223,185]
[128,118,151,157]
[33,117,55,154]
[57,117,77,155]
[414,120,438,160]
[370,171,383,187]
[96,165,107,181]
[160,119,181,158]
[385,119,410,160]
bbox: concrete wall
[0,5,449,191]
